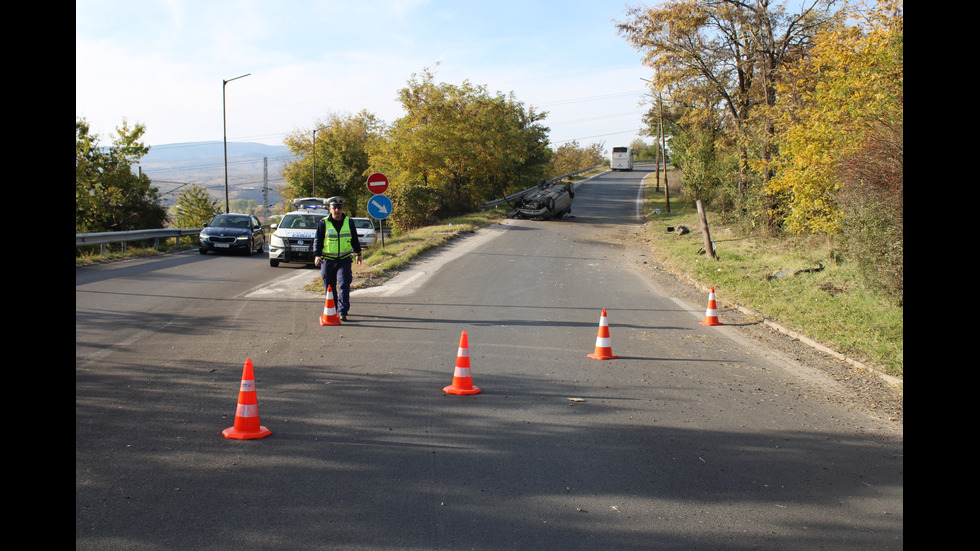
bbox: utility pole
[642,76,670,211]
[312,128,317,197]
[222,72,251,213]
[660,91,670,213]
[263,157,269,219]
[654,104,662,193]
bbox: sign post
[366,173,393,247]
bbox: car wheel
[270,259,280,267]
[199,248,208,255]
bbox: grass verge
[76,240,192,266]
[639,169,902,378]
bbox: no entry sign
[366,172,389,195]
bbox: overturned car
[507,180,575,220]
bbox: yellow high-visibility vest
[321,217,354,259]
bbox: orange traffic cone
[587,308,620,360]
[319,285,341,326]
[222,358,272,440]
[443,331,482,395]
[699,287,725,326]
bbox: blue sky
[76,0,656,153]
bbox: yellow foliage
[769,0,902,235]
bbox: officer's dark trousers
[320,256,353,314]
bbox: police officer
[313,196,362,321]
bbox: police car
[267,197,330,267]
[268,198,378,267]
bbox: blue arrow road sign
[367,194,393,219]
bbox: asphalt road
[76,166,903,550]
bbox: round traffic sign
[367,194,393,220]
[367,172,389,194]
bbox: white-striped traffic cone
[699,287,724,326]
[443,331,481,395]
[587,309,620,360]
[222,358,272,440]
[319,285,341,326]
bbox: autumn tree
[770,0,902,299]
[547,140,606,179]
[281,110,382,217]
[769,0,901,233]
[669,112,728,206]
[170,184,221,228]
[618,0,836,229]
[629,139,659,160]
[76,117,167,233]
[370,68,551,229]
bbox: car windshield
[281,214,324,229]
[353,219,374,229]
[210,215,251,228]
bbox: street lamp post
[312,128,317,197]
[222,73,251,213]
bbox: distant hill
[139,141,296,213]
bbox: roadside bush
[388,184,443,230]
[835,127,903,305]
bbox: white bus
[610,146,633,171]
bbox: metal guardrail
[76,227,204,253]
